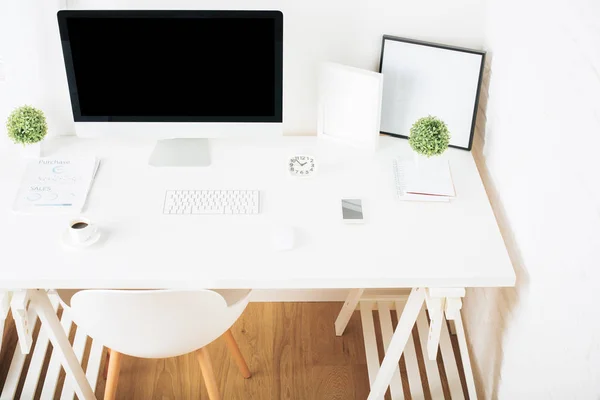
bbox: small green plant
[408,116,451,157]
[6,105,48,145]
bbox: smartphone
[341,199,364,223]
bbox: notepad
[13,158,100,214]
[393,158,455,202]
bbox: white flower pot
[20,141,42,158]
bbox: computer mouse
[271,225,295,251]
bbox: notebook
[393,158,455,202]
[13,158,100,214]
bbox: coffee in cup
[69,217,97,244]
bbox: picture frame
[378,35,485,151]
[318,62,384,152]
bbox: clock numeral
[289,155,316,176]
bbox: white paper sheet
[393,158,455,201]
[13,158,100,214]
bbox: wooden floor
[0,302,465,400]
[1,303,370,400]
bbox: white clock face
[288,155,316,176]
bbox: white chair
[58,289,252,400]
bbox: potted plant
[408,116,451,166]
[6,105,48,158]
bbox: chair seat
[56,288,252,308]
[212,289,252,307]
[56,288,252,400]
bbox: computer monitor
[57,10,283,166]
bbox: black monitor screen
[57,11,283,122]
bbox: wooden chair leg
[197,347,222,400]
[104,350,122,400]
[104,349,111,379]
[223,329,251,378]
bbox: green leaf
[5,105,48,145]
[408,116,451,157]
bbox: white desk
[0,136,513,289]
[0,136,514,399]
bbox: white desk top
[0,136,515,289]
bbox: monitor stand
[149,138,211,167]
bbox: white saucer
[62,230,102,249]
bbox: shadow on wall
[463,53,529,400]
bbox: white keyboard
[163,190,260,215]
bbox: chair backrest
[68,289,251,359]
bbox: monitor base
[149,138,211,167]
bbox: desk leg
[335,289,364,336]
[427,288,465,360]
[367,287,425,400]
[425,290,445,361]
[30,290,97,400]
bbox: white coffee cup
[68,217,97,244]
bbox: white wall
[464,0,600,397]
[0,66,6,148]
[0,0,69,148]
[0,0,486,145]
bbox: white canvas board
[318,62,383,152]
[380,38,483,150]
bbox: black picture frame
[378,35,485,151]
